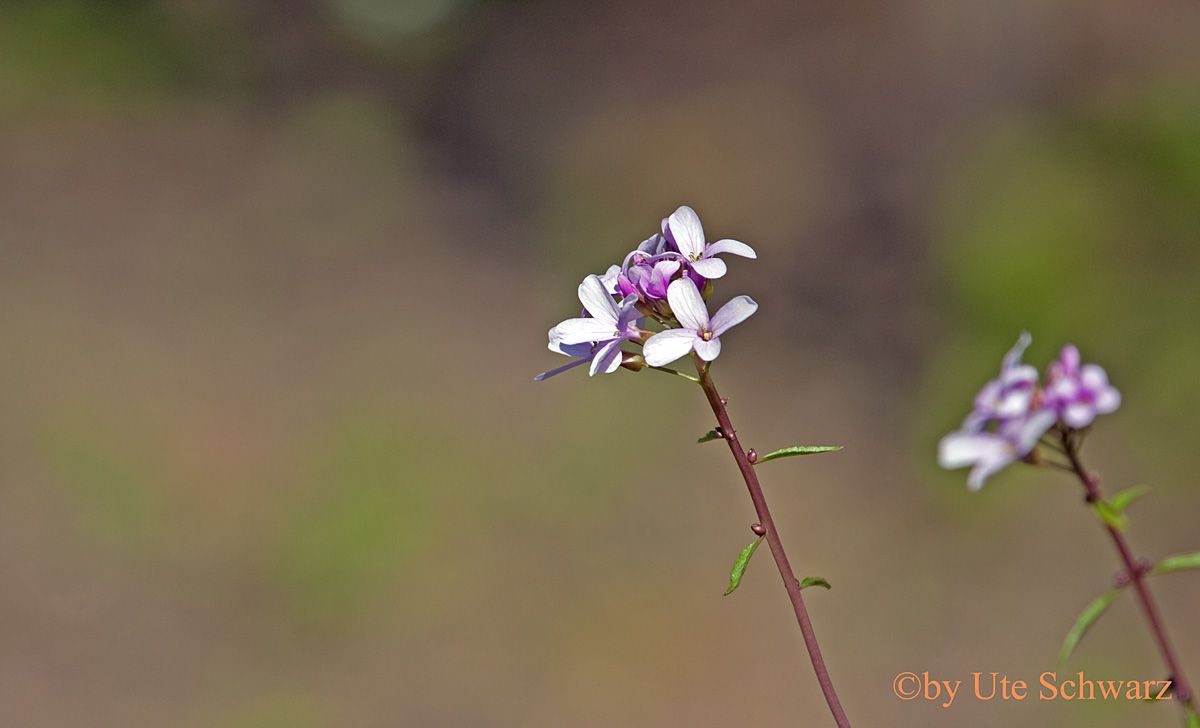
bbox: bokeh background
[2,1,1199,726]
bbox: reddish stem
[696,358,852,728]
[1061,431,1194,709]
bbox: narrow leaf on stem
[1150,552,1200,577]
[756,445,843,464]
[697,429,720,444]
[1090,499,1128,531]
[1108,484,1151,513]
[724,536,764,595]
[1058,589,1120,665]
[800,576,832,590]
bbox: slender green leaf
[756,445,843,464]
[1185,705,1200,728]
[1150,552,1200,576]
[1109,484,1151,513]
[1091,499,1128,531]
[1058,589,1120,665]
[697,430,720,444]
[799,576,831,590]
[724,536,764,595]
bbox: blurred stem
[694,356,852,728]
[1061,430,1194,710]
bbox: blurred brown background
[2,1,1199,726]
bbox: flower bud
[620,353,646,372]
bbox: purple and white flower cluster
[537,205,759,380]
[939,333,1121,490]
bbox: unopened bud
[747,448,758,464]
[751,523,767,536]
[620,353,646,372]
[714,426,724,438]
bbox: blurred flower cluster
[939,333,1121,490]
[537,206,759,380]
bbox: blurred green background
[2,1,1198,726]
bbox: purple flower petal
[548,336,594,357]
[1002,331,1033,374]
[710,295,758,336]
[642,329,697,366]
[653,259,681,279]
[666,205,706,259]
[615,273,637,298]
[1060,345,1080,373]
[1044,346,1120,427]
[666,278,710,331]
[616,296,642,330]
[1010,409,1056,455]
[534,357,589,381]
[639,234,668,256]
[689,256,727,279]
[693,335,722,361]
[705,238,757,259]
[577,275,619,324]
[1000,364,1038,388]
[589,339,624,376]
[642,259,681,298]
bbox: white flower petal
[577,274,618,324]
[598,265,621,294]
[642,329,697,366]
[667,205,705,258]
[967,452,1013,491]
[938,431,1005,469]
[995,388,1033,419]
[1001,364,1038,388]
[1080,364,1109,390]
[550,318,620,345]
[693,336,721,361]
[1094,387,1121,413]
[710,295,758,336]
[1063,402,1095,429]
[689,257,727,279]
[706,238,757,259]
[666,278,710,331]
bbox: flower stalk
[940,333,1198,722]
[538,204,852,725]
[1060,429,1194,710]
[695,356,852,728]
